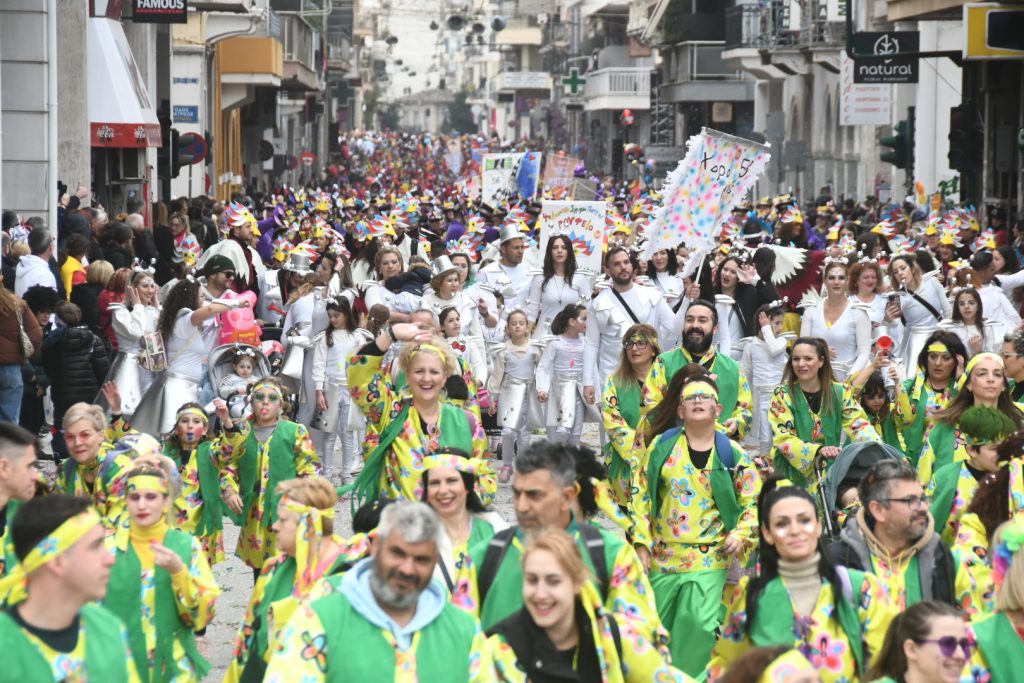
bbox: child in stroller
[210,343,273,420]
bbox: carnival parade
[3,0,1024,679]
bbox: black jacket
[488,604,610,683]
[69,282,105,332]
[103,244,134,270]
[827,516,958,606]
[41,325,109,416]
[385,267,431,297]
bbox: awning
[89,18,162,148]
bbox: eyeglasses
[884,495,930,510]
[681,394,715,405]
[623,339,650,350]
[912,636,974,658]
[253,392,281,404]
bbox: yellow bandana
[956,352,1003,392]
[410,343,448,363]
[281,496,336,596]
[926,342,949,354]
[0,508,102,605]
[681,381,719,402]
[126,475,168,495]
[175,406,208,424]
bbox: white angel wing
[798,288,823,311]
[766,244,808,285]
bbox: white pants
[321,390,359,479]
[546,392,585,444]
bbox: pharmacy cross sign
[562,68,587,95]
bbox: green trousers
[650,568,728,679]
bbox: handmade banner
[538,201,607,273]
[542,155,583,199]
[444,138,463,175]
[642,128,770,260]
[482,153,524,205]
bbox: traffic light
[170,128,183,179]
[948,103,984,172]
[880,117,914,170]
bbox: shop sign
[132,0,188,24]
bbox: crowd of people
[1,130,1024,681]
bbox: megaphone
[491,16,507,31]
[447,15,466,30]
[876,335,894,352]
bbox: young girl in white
[740,302,790,458]
[439,306,488,386]
[487,309,541,483]
[311,296,371,483]
[537,304,588,444]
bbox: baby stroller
[818,441,904,539]
[207,343,274,420]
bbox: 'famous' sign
[132,0,188,23]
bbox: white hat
[499,224,524,245]
[431,255,457,279]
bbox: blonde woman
[488,529,686,682]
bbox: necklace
[549,277,570,307]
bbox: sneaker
[498,464,513,484]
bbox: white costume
[800,300,872,380]
[525,270,592,337]
[893,274,950,379]
[582,283,682,390]
[476,260,532,311]
[537,334,589,443]
[647,270,685,308]
[101,302,160,415]
[740,326,790,455]
[487,340,542,463]
[310,327,372,479]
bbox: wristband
[387,326,398,343]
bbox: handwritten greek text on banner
[642,128,770,260]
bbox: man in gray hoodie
[264,501,492,681]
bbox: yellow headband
[757,648,817,683]
[251,380,282,395]
[281,496,336,596]
[681,381,719,402]
[0,508,101,605]
[956,351,1004,392]
[127,475,168,495]
[410,343,448,363]
[176,406,208,424]
[927,342,949,354]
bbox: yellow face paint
[681,381,719,404]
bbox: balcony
[584,67,650,111]
[495,17,543,46]
[281,15,321,91]
[326,35,353,73]
[661,42,753,103]
[722,1,845,79]
[494,70,553,92]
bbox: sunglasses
[913,636,973,658]
[253,392,281,404]
[223,272,236,279]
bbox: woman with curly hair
[219,376,321,577]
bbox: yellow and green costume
[708,570,895,682]
[768,382,878,492]
[220,418,320,569]
[347,352,490,503]
[640,347,752,439]
[601,374,644,507]
[631,427,761,676]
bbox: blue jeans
[0,363,23,423]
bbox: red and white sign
[300,152,316,167]
[90,123,162,148]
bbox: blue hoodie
[339,557,447,651]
